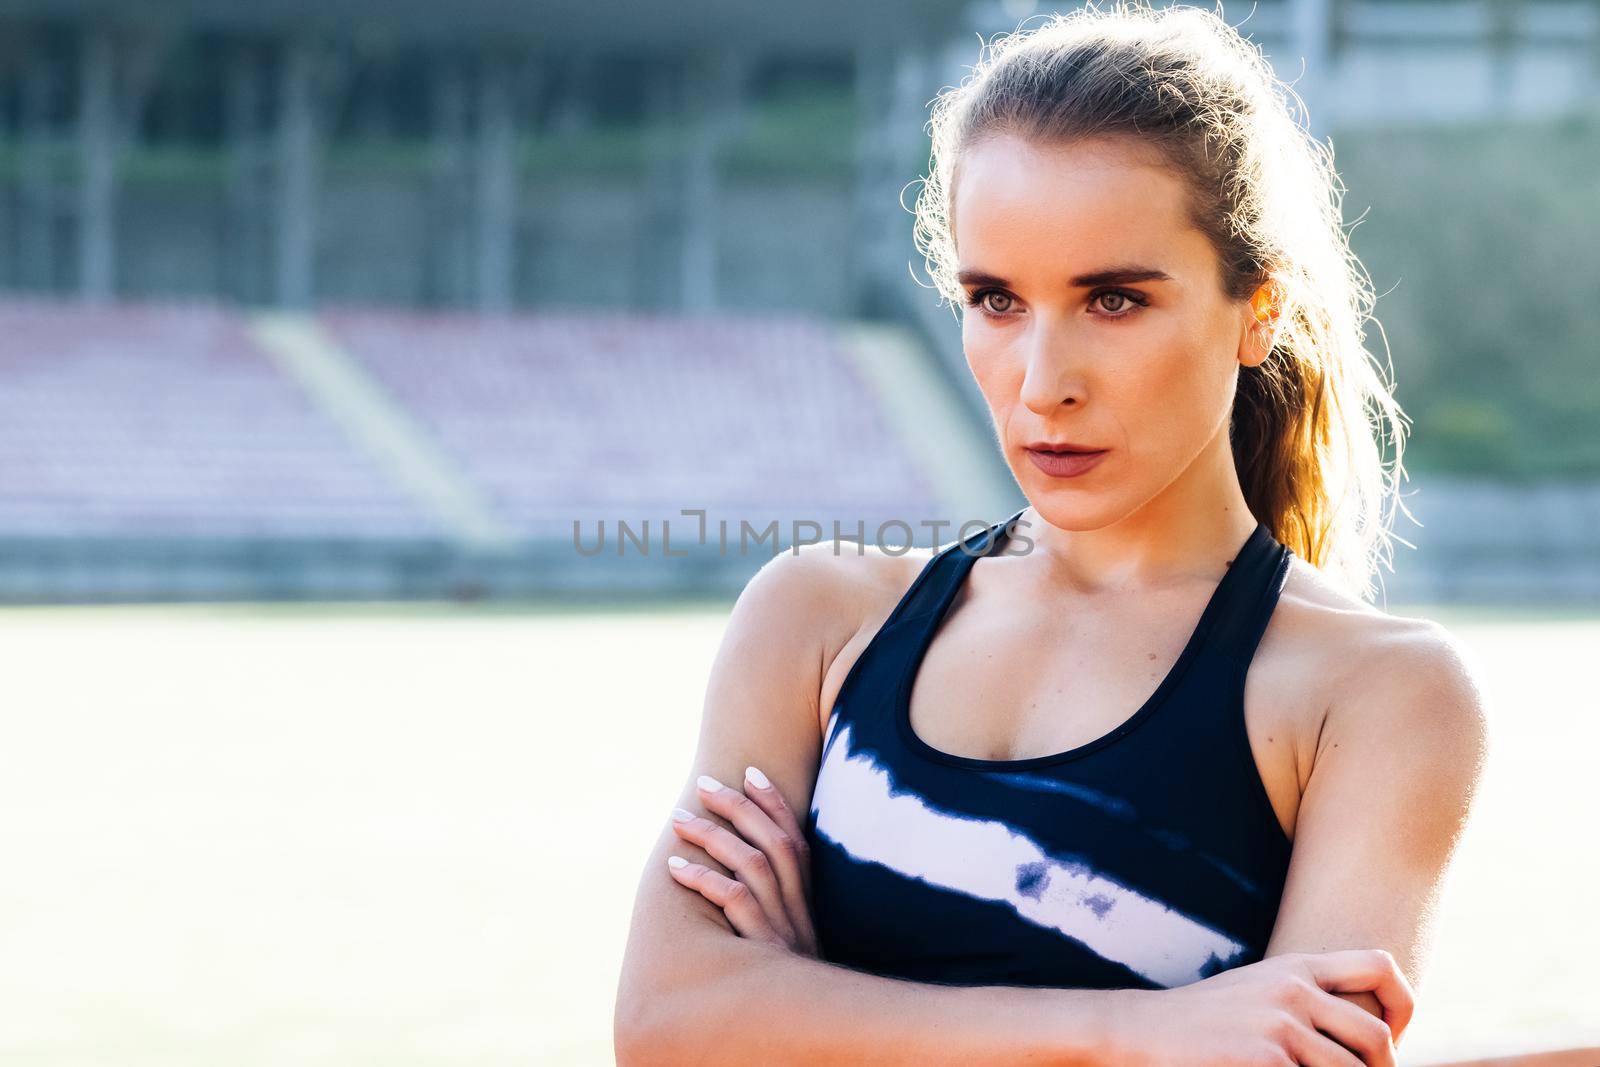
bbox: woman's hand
[665,765,819,958]
[1106,949,1415,1067]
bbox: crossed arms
[613,547,1490,1065]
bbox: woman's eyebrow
[957,265,1174,288]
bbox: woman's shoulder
[1272,557,1491,773]
[750,539,936,622]
[1277,555,1477,683]
[750,540,938,740]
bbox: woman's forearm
[615,934,1123,1066]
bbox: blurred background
[0,0,1594,1064]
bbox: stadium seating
[0,299,438,538]
[318,307,943,541]
[0,299,945,546]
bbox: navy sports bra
[803,507,1295,989]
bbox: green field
[0,602,1594,1065]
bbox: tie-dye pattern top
[803,507,1295,990]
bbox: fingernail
[667,855,688,870]
[697,774,724,793]
[671,807,696,823]
[745,765,770,790]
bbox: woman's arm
[616,929,1117,1065]
[1257,616,1492,1026]
[612,544,1120,1066]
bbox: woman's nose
[1017,325,1084,413]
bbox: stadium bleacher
[0,299,439,538]
[316,307,944,540]
[0,300,949,541]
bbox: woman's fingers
[665,857,782,946]
[695,774,812,937]
[663,771,820,957]
[670,806,796,945]
[739,765,819,955]
[1307,990,1397,1067]
[1283,1021,1366,1067]
[1302,949,1415,1044]
[742,765,813,896]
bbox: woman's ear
[1239,280,1282,368]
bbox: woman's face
[953,133,1266,529]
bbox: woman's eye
[1091,289,1147,317]
[970,289,1014,316]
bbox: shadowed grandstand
[0,297,985,601]
[318,307,943,539]
[0,298,437,537]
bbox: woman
[615,5,1489,1064]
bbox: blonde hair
[912,0,1411,603]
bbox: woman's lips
[1025,447,1108,478]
